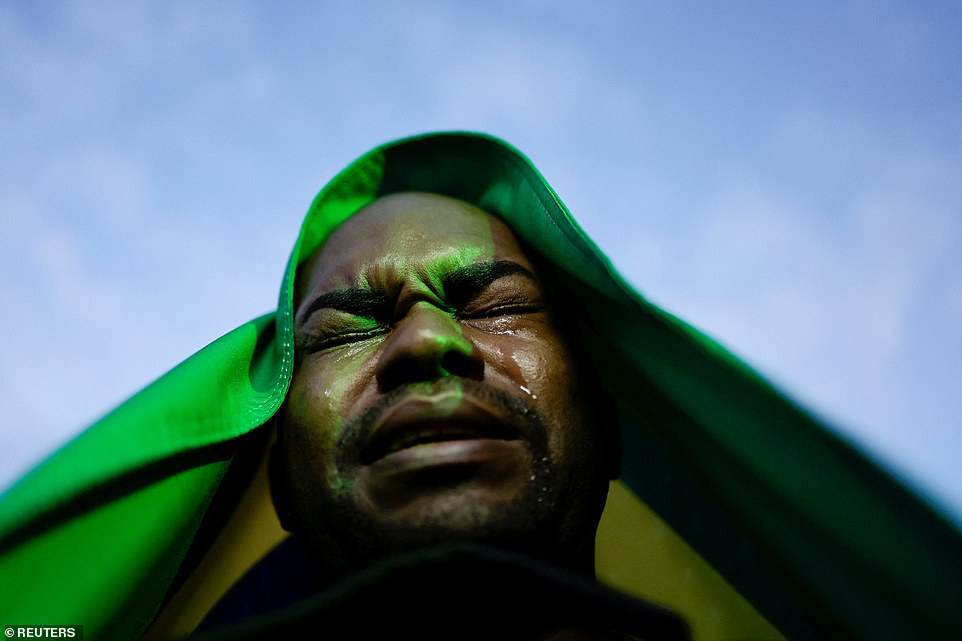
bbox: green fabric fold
[1,131,959,641]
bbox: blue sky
[2,0,960,522]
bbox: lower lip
[367,438,525,476]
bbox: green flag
[1,132,959,641]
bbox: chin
[391,483,550,537]
[296,477,582,579]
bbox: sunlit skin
[272,192,613,586]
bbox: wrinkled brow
[298,259,536,326]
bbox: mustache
[336,378,549,463]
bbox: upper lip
[360,393,519,464]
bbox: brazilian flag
[1,133,959,640]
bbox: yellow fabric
[597,482,786,641]
[146,471,784,641]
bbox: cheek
[281,348,376,479]
[476,334,543,397]
[281,372,338,486]
[516,334,590,465]
[476,330,582,427]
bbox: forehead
[299,192,534,291]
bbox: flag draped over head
[0,132,959,641]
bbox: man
[196,192,671,640]
[0,133,959,641]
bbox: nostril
[374,307,484,390]
[377,351,434,391]
[376,336,484,392]
[440,349,484,379]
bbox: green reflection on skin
[329,471,356,498]
[298,196,506,500]
[329,236,494,416]
[320,340,375,499]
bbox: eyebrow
[441,260,537,306]
[297,287,390,326]
[298,259,536,325]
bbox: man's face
[275,192,610,576]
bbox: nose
[375,302,484,391]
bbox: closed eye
[444,259,546,321]
[301,324,388,352]
[455,282,546,325]
[442,261,535,306]
[457,298,545,320]
[296,286,391,352]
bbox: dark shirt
[193,539,689,641]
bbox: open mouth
[362,419,518,465]
[352,388,546,500]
